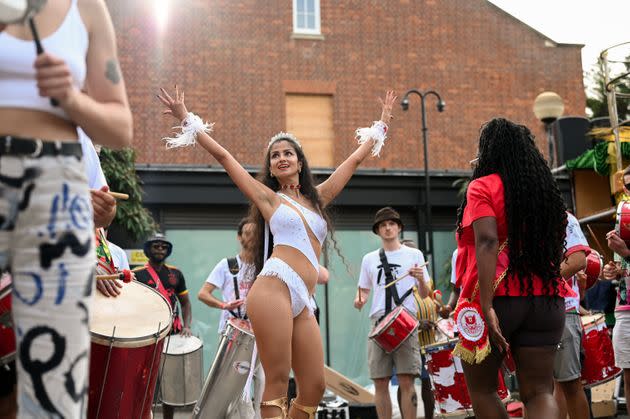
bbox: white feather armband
[355,120,388,157]
[163,112,214,149]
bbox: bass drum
[159,334,203,406]
[88,280,172,419]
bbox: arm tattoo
[105,59,121,84]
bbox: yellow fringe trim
[452,340,492,365]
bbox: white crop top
[269,193,328,272]
[0,0,88,120]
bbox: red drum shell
[88,280,172,419]
[584,251,603,290]
[424,339,509,414]
[581,314,621,388]
[616,201,630,244]
[0,275,15,366]
[369,306,419,354]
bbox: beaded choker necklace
[279,184,301,190]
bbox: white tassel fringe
[163,112,214,149]
[355,120,388,157]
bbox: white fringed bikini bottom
[259,257,313,318]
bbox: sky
[487,0,630,76]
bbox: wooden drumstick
[586,224,607,255]
[384,261,429,289]
[96,266,143,281]
[90,189,129,200]
[108,191,129,200]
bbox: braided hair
[456,118,567,295]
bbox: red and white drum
[616,201,630,244]
[0,272,15,366]
[369,305,419,353]
[584,250,603,290]
[424,339,510,415]
[88,280,172,419]
[581,313,621,388]
[436,317,457,340]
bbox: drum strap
[379,249,413,319]
[227,256,245,319]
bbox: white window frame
[292,0,321,35]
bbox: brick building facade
[109,0,585,171]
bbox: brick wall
[108,0,585,170]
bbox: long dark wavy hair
[247,135,337,275]
[455,118,567,295]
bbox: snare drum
[581,313,621,388]
[88,280,172,419]
[369,306,419,354]
[0,272,15,366]
[159,334,203,406]
[616,201,630,244]
[584,250,603,290]
[424,339,510,415]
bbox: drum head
[163,334,202,355]
[228,318,254,336]
[423,338,458,354]
[90,280,172,347]
[0,272,11,298]
[581,313,604,327]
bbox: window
[293,0,321,35]
[285,94,334,167]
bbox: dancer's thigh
[247,277,293,385]
[291,310,325,404]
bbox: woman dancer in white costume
[158,87,395,419]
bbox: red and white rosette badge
[456,304,486,342]
[453,300,490,363]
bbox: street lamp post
[401,89,445,279]
[533,91,565,168]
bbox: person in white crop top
[0,1,131,417]
[157,87,397,419]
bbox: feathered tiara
[268,132,302,149]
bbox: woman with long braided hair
[452,117,569,418]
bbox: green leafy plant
[99,148,156,241]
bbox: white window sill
[291,33,325,41]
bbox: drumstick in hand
[108,191,129,200]
[586,224,606,255]
[384,261,429,289]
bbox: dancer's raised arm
[158,86,277,219]
[317,90,396,207]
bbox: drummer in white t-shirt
[354,207,431,419]
[553,212,591,419]
[198,218,264,419]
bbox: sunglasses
[151,243,169,250]
[625,182,630,191]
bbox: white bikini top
[268,193,328,272]
[0,0,88,120]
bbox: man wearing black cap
[134,233,192,419]
[354,207,431,419]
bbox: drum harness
[378,249,413,323]
[227,257,247,320]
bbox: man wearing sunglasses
[135,233,192,337]
[134,233,192,419]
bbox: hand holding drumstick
[384,261,429,289]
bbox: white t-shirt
[78,128,107,189]
[564,212,589,312]
[358,245,431,320]
[205,255,256,332]
[108,241,129,270]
